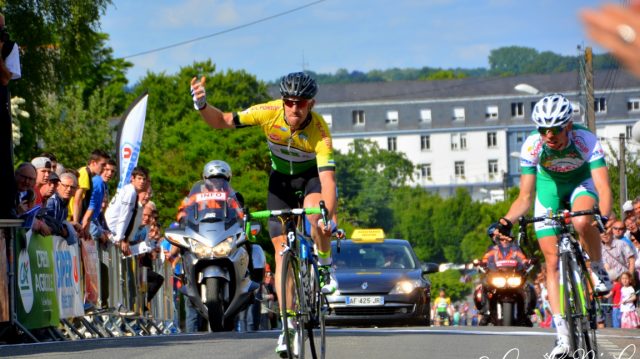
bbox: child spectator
[620,271,639,329]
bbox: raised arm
[190,76,235,129]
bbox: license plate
[345,296,384,306]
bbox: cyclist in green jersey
[490,93,614,357]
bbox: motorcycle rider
[475,228,534,326]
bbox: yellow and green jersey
[233,99,335,175]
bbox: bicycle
[247,200,330,359]
[517,207,605,359]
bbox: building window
[352,110,365,125]
[322,114,332,128]
[628,99,640,112]
[420,135,431,151]
[388,137,397,151]
[419,164,431,179]
[455,161,465,178]
[594,98,607,113]
[571,101,581,115]
[487,132,497,148]
[627,125,633,139]
[516,132,526,143]
[453,107,465,121]
[386,110,399,124]
[420,109,432,123]
[488,160,499,175]
[511,102,524,118]
[451,133,467,150]
[486,105,499,119]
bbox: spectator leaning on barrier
[39,152,58,174]
[72,149,109,228]
[82,162,109,243]
[104,166,149,256]
[14,162,36,214]
[44,172,80,244]
[132,202,164,313]
[30,156,51,206]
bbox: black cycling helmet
[279,72,318,99]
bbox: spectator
[15,162,50,235]
[601,229,636,282]
[30,156,51,206]
[0,12,21,219]
[608,276,623,328]
[611,220,634,251]
[620,271,639,328]
[623,200,634,219]
[132,202,164,313]
[104,166,149,256]
[38,172,58,205]
[45,172,80,244]
[39,152,58,174]
[634,196,640,218]
[259,264,278,330]
[625,215,640,243]
[82,162,108,242]
[72,149,109,228]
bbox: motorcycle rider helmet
[202,160,232,181]
[279,72,318,99]
[531,93,573,128]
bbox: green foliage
[39,85,115,168]
[335,139,414,229]
[429,270,473,302]
[4,0,131,160]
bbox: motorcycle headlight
[190,237,234,258]
[389,280,421,294]
[490,276,507,288]
[507,276,523,288]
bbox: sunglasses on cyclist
[283,98,310,108]
[537,125,567,136]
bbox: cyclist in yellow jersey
[191,72,338,356]
[432,289,452,326]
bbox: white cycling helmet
[531,93,573,128]
[202,160,232,180]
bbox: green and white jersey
[519,124,606,183]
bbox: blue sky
[101,0,604,85]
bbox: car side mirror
[421,262,439,275]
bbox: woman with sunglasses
[489,93,614,357]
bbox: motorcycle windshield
[185,178,240,226]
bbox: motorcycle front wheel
[205,277,228,331]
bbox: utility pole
[585,47,596,132]
[619,133,628,210]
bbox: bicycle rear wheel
[307,263,326,359]
[281,250,306,359]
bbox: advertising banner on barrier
[16,230,59,329]
[81,238,99,305]
[53,236,84,318]
[0,229,9,322]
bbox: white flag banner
[117,92,148,190]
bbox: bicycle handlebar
[249,206,322,219]
[517,207,606,241]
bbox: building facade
[271,71,640,202]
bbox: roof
[268,70,640,104]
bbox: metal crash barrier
[0,221,179,343]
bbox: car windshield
[332,242,417,270]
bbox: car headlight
[389,280,421,294]
[190,237,233,258]
[490,276,507,288]
[507,276,523,288]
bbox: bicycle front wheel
[307,263,326,359]
[281,250,306,359]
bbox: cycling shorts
[533,176,597,238]
[267,167,321,238]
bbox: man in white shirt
[104,166,149,255]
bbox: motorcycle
[474,258,535,327]
[165,178,265,331]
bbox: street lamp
[514,83,540,95]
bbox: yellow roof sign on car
[351,228,385,243]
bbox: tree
[3,0,129,160]
[335,139,414,229]
[429,270,473,303]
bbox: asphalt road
[1,326,638,359]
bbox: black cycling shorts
[267,167,321,237]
